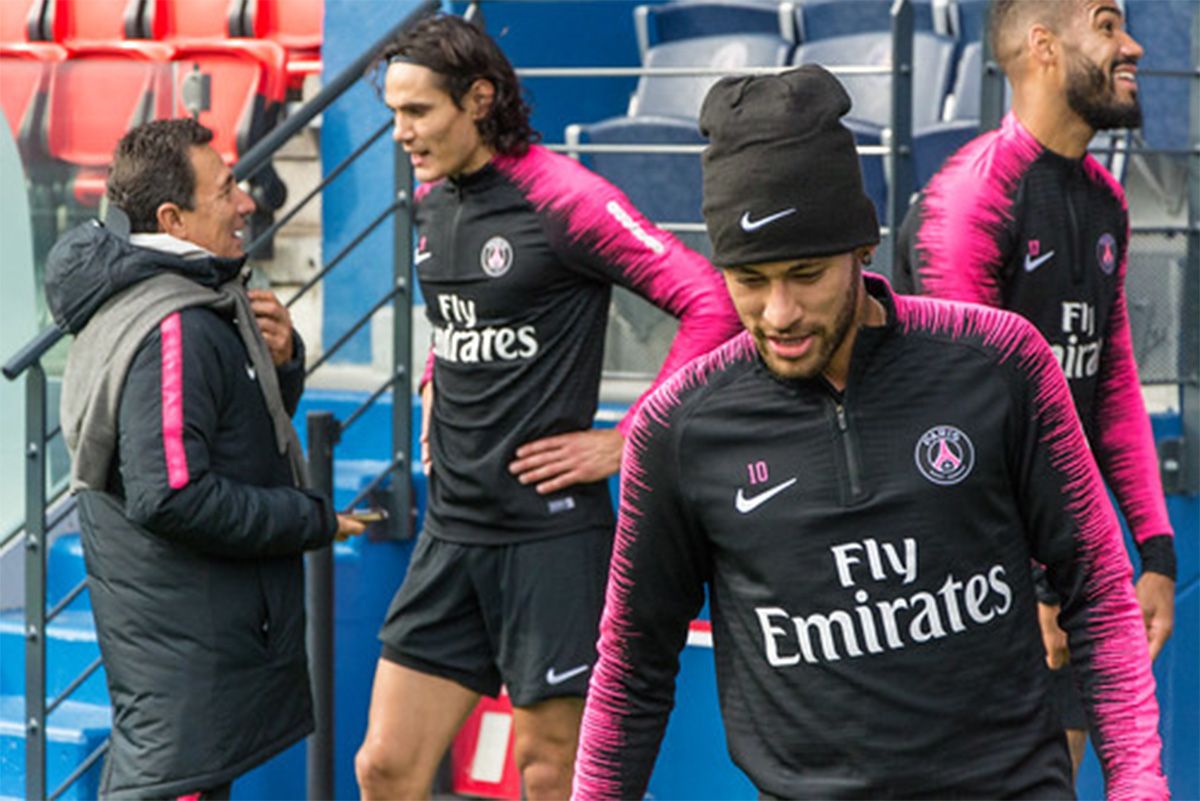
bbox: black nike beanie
[699,64,881,268]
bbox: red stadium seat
[43,0,144,44]
[0,0,46,42]
[144,0,243,42]
[0,41,66,163]
[242,0,322,89]
[169,39,287,164]
[45,42,173,204]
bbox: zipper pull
[836,404,848,432]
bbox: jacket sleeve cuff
[1030,563,1061,605]
[302,488,338,549]
[1138,535,1176,581]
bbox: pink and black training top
[896,112,1174,578]
[414,145,741,545]
[573,276,1165,800]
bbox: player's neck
[823,293,886,393]
[1012,89,1094,160]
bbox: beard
[1065,52,1142,130]
[755,260,862,381]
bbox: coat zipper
[1065,169,1083,285]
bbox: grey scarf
[62,271,307,492]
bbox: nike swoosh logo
[245,364,256,381]
[1024,250,1054,272]
[414,251,433,265]
[740,208,797,232]
[735,477,797,514]
[545,664,590,685]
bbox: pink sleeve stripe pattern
[497,146,741,432]
[1079,157,1173,543]
[159,312,189,490]
[574,334,757,801]
[896,294,1166,800]
[913,112,1041,304]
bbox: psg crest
[480,236,514,277]
[1096,233,1117,275]
[914,425,975,486]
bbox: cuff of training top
[1030,563,1061,606]
[1138,535,1177,581]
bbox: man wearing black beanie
[572,65,1165,800]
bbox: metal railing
[0,0,435,796]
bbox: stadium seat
[1125,0,1196,151]
[169,39,287,163]
[143,0,242,41]
[633,1,796,59]
[0,41,66,164]
[793,0,935,41]
[43,0,144,44]
[632,33,792,119]
[946,0,988,43]
[792,31,956,130]
[43,42,173,206]
[1,0,46,41]
[911,119,978,188]
[844,118,888,224]
[567,114,706,231]
[241,0,322,87]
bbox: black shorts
[1049,665,1088,731]
[379,528,613,707]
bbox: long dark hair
[380,14,539,156]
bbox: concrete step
[0,694,109,800]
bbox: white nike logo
[414,251,433,265]
[1024,250,1055,272]
[245,364,256,381]
[734,478,797,514]
[546,664,589,685]
[740,208,797,232]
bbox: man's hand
[335,514,367,542]
[1038,602,1070,670]
[249,289,295,366]
[509,428,624,495]
[1135,571,1175,661]
[419,381,433,475]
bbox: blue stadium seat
[632,33,792,119]
[945,39,986,121]
[566,114,706,233]
[946,0,988,42]
[634,1,797,59]
[1125,0,1196,151]
[793,0,935,41]
[844,118,888,224]
[792,31,956,130]
[912,119,979,188]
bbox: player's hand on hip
[248,289,295,366]
[509,428,624,495]
[1037,602,1070,670]
[1135,571,1175,660]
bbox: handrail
[2,325,62,382]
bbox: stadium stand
[633,1,796,59]
[145,0,243,40]
[910,118,978,187]
[241,0,323,87]
[42,0,145,44]
[0,41,65,164]
[793,0,935,40]
[791,30,956,130]
[631,33,792,117]
[0,0,44,41]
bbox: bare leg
[355,659,480,800]
[511,697,585,801]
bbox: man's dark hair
[987,0,1075,73]
[380,14,539,156]
[106,118,214,233]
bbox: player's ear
[1028,23,1057,67]
[466,78,496,122]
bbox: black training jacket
[574,277,1165,801]
[896,112,1173,577]
[44,221,336,798]
[414,145,740,545]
